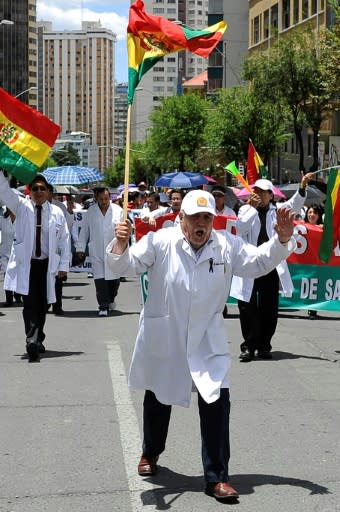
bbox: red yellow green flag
[0,87,60,184]
[247,140,269,185]
[318,168,340,263]
[127,0,227,104]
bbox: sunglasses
[31,186,47,192]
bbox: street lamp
[15,86,38,99]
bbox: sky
[36,0,129,82]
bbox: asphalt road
[0,273,339,512]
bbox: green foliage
[146,94,208,171]
[51,144,80,166]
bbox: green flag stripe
[128,55,163,104]
[318,169,337,262]
[0,141,39,183]
[181,26,215,40]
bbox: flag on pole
[127,0,227,104]
[0,87,60,184]
[318,168,340,263]
[247,140,268,184]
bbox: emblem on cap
[197,197,208,207]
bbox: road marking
[107,342,157,510]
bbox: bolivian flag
[0,87,60,184]
[128,0,227,104]
[318,168,340,263]
[247,140,268,185]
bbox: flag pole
[309,165,340,175]
[123,104,132,220]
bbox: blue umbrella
[155,171,208,189]
[41,166,104,185]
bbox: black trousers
[94,278,120,309]
[142,388,230,483]
[238,268,279,353]
[22,259,48,343]
[54,276,63,309]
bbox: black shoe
[308,310,317,319]
[222,305,228,319]
[239,348,254,362]
[257,350,272,360]
[26,341,40,361]
[53,307,64,316]
[38,343,46,353]
[3,301,13,307]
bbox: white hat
[181,190,216,216]
[254,179,274,192]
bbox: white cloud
[37,1,128,40]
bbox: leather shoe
[205,482,239,501]
[26,341,40,361]
[38,342,46,353]
[138,454,159,476]
[239,348,254,362]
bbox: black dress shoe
[239,348,254,362]
[26,341,40,361]
[38,342,46,353]
[257,350,272,360]
[138,454,159,476]
[205,482,239,501]
[54,308,64,316]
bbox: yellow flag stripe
[0,111,52,167]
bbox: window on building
[293,0,299,23]
[253,15,261,44]
[271,4,278,29]
[264,9,270,38]
[282,0,290,28]
[302,0,309,19]
[307,134,312,156]
[311,0,317,15]
[153,7,164,13]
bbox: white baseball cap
[253,179,274,192]
[181,190,216,216]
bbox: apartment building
[0,0,37,106]
[38,21,116,171]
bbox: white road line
[107,342,157,510]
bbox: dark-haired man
[0,171,70,360]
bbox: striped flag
[318,168,340,263]
[247,140,268,185]
[127,0,227,104]
[0,87,60,183]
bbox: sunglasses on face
[31,186,47,192]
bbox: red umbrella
[236,185,286,201]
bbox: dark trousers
[142,388,230,482]
[238,268,279,353]
[22,259,48,343]
[94,278,120,310]
[54,276,63,309]
[5,289,22,305]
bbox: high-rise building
[0,0,37,106]
[113,83,128,161]
[131,0,209,143]
[38,21,116,171]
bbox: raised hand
[274,207,295,243]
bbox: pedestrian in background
[231,173,313,362]
[0,171,70,361]
[75,186,123,316]
[106,189,296,502]
[304,203,324,319]
[0,206,22,306]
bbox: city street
[0,273,339,512]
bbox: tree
[51,144,80,166]
[202,86,290,171]
[243,29,318,171]
[146,94,208,171]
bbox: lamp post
[15,86,37,99]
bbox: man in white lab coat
[106,189,296,502]
[0,171,70,361]
[75,187,123,316]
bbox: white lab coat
[0,173,70,302]
[230,190,305,301]
[106,226,294,407]
[76,203,123,279]
[0,213,15,273]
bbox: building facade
[39,21,116,171]
[0,0,37,106]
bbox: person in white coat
[106,189,296,502]
[0,172,70,361]
[0,206,22,306]
[75,187,123,316]
[230,173,313,362]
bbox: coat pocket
[142,315,170,357]
[11,241,25,265]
